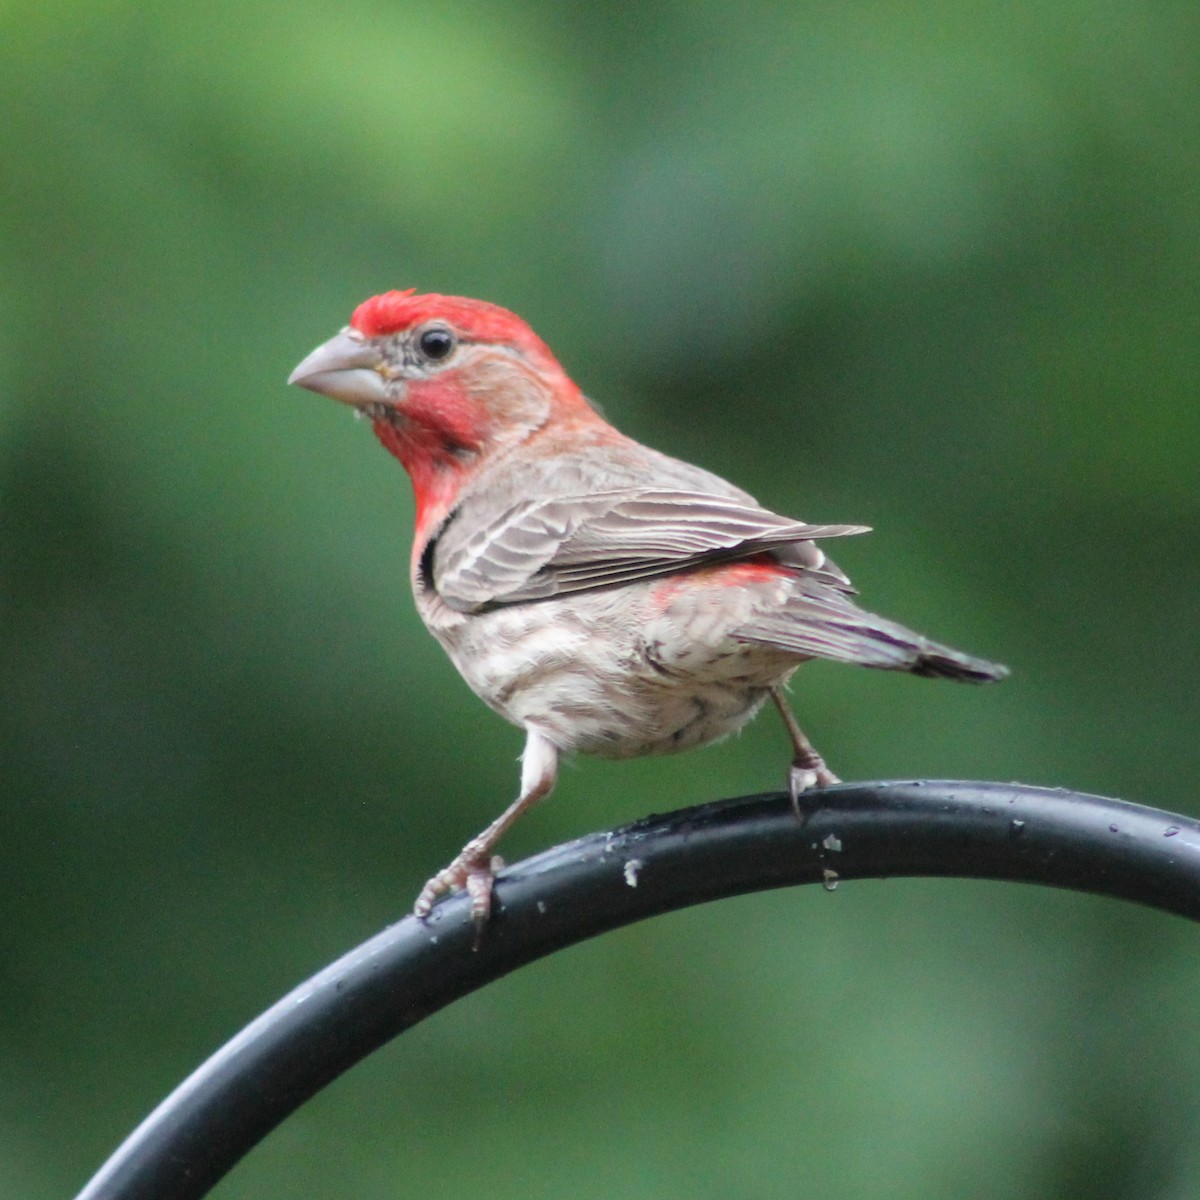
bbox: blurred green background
[3,2,1198,1197]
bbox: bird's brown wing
[431,487,867,612]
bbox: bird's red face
[289,290,563,414]
[289,290,593,533]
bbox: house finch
[290,290,1007,922]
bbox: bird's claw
[788,758,840,816]
[414,853,506,928]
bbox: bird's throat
[370,414,475,539]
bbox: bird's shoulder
[464,435,760,512]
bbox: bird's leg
[414,727,558,928]
[769,685,839,814]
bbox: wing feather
[433,487,867,612]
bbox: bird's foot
[414,851,506,928]
[768,686,839,815]
[788,755,840,816]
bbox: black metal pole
[75,781,1200,1200]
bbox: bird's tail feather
[735,585,1008,683]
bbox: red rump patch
[351,290,559,361]
[717,554,789,583]
[651,554,788,603]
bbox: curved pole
[75,781,1200,1200]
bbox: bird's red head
[350,290,560,369]
[291,290,599,539]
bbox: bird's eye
[417,326,456,362]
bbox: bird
[289,289,1007,923]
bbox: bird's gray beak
[288,327,389,407]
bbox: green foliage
[2,3,1197,1197]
